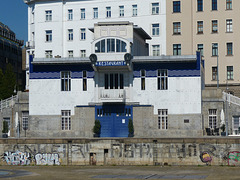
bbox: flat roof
[32,55,197,65]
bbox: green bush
[93,119,101,135]
[128,118,134,137]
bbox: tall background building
[166,0,239,95]
[0,22,24,91]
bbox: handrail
[0,95,18,111]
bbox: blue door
[95,105,132,137]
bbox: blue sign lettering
[96,61,126,66]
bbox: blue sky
[0,0,28,43]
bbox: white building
[24,0,203,138]
[25,0,166,90]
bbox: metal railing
[222,92,240,106]
[0,95,18,111]
[99,89,126,102]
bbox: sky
[0,0,28,43]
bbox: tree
[0,68,4,99]
[0,64,16,99]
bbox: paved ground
[0,166,240,180]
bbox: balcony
[26,41,35,49]
[99,89,126,102]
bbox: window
[61,71,71,91]
[226,0,232,10]
[152,45,160,56]
[173,22,181,35]
[68,29,73,41]
[212,20,218,33]
[197,44,204,56]
[80,8,85,20]
[3,117,10,131]
[197,21,203,34]
[227,66,233,80]
[226,19,232,32]
[45,10,52,21]
[212,67,217,80]
[80,50,86,57]
[119,6,124,17]
[93,7,98,19]
[22,111,29,130]
[173,44,181,55]
[152,3,159,15]
[104,73,124,89]
[80,28,86,40]
[158,70,168,90]
[158,109,168,129]
[152,24,160,36]
[132,5,137,16]
[227,42,233,55]
[45,30,52,42]
[95,38,126,53]
[45,50,52,58]
[68,50,73,58]
[173,1,181,12]
[61,110,71,130]
[83,71,87,91]
[197,0,203,11]
[212,0,217,10]
[106,7,111,18]
[233,117,240,134]
[141,70,145,90]
[68,9,73,20]
[209,109,217,129]
[212,43,218,56]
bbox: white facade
[25,0,167,90]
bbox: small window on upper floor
[132,5,137,16]
[212,0,217,11]
[106,7,111,18]
[173,1,181,13]
[197,21,203,34]
[226,19,232,32]
[93,7,98,19]
[173,22,181,35]
[68,9,73,20]
[212,20,218,33]
[45,10,52,21]
[119,6,124,17]
[226,0,232,10]
[152,24,160,36]
[197,0,203,11]
[152,3,159,15]
[81,8,85,20]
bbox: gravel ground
[0,165,240,180]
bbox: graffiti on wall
[2,151,32,165]
[228,151,240,166]
[1,142,240,166]
[200,152,212,164]
[35,153,60,165]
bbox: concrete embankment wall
[1,138,240,166]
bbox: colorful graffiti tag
[200,152,212,164]
[2,151,32,165]
[35,153,60,165]
[228,151,240,166]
